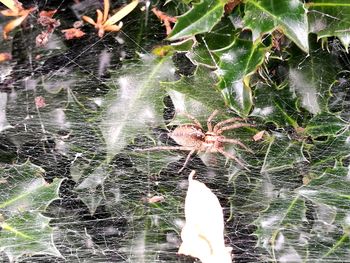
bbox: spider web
[1,1,350,263]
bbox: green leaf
[297,166,350,260]
[214,39,267,116]
[261,133,306,173]
[200,16,237,50]
[1,212,62,261]
[185,18,237,67]
[0,161,63,213]
[307,131,350,172]
[316,233,350,262]
[187,43,219,68]
[130,151,182,174]
[65,88,105,162]
[289,39,339,115]
[0,161,63,261]
[74,163,109,214]
[307,1,350,51]
[298,166,350,210]
[120,205,182,262]
[254,194,307,261]
[167,0,227,40]
[251,82,300,128]
[171,38,196,52]
[100,55,174,162]
[305,112,347,137]
[243,0,309,52]
[161,65,226,111]
[255,165,350,262]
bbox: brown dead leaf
[35,10,60,47]
[82,0,138,37]
[253,130,265,141]
[35,31,50,47]
[1,0,35,39]
[142,195,165,204]
[0,52,12,62]
[61,28,85,40]
[39,9,56,18]
[152,7,176,35]
[35,96,46,108]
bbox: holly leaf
[254,194,308,262]
[0,161,63,261]
[289,40,339,115]
[186,17,237,67]
[214,38,267,116]
[261,132,306,174]
[305,112,347,138]
[161,65,225,112]
[299,166,350,212]
[297,166,350,260]
[243,0,309,52]
[1,212,62,262]
[130,151,182,174]
[100,55,174,162]
[168,0,228,40]
[307,1,350,51]
[74,163,109,214]
[255,163,350,262]
[0,161,63,214]
[251,82,300,128]
[200,16,237,50]
[187,43,219,68]
[307,130,350,174]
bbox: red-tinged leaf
[61,28,86,40]
[0,52,12,62]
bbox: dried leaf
[3,14,27,39]
[36,31,50,47]
[82,15,96,25]
[34,96,46,108]
[253,130,265,141]
[61,28,85,40]
[39,9,57,18]
[82,0,137,37]
[0,0,19,12]
[103,0,109,22]
[1,4,35,39]
[178,171,232,263]
[104,0,139,26]
[104,23,122,32]
[152,7,177,35]
[0,52,12,62]
[144,195,165,203]
[37,16,60,28]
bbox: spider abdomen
[169,125,205,148]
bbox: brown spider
[137,110,254,172]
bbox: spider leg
[213,117,244,133]
[178,112,203,128]
[217,123,255,135]
[135,146,197,173]
[217,148,250,171]
[219,138,253,153]
[178,149,196,173]
[207,109,219,132]
[135,146,193,152]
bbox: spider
[137,110,254,172]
